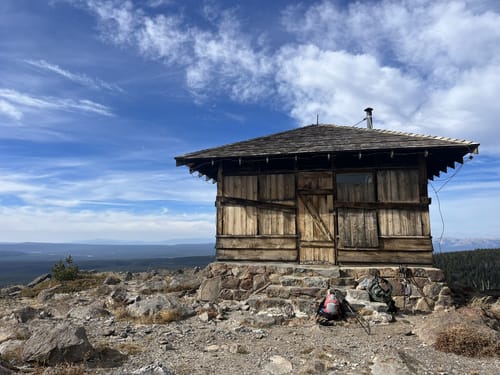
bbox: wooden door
[297,172,335,264]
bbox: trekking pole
[399,265,409,311]
[343,299,371,335]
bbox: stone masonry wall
[198,262,452,315]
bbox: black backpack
[367,276,398,314]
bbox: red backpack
[322,293,341,318]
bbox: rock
[198,311,210,322]
[247,297,295,318]
[435,294,454,309]
[0,286,22,297]
[37,285,61,302]
[102,328,115,337]
[68,301,111,320]
[346,289,370,302]
[229,343,249,354]
[280,276,302,287]
[0,324,17,344]
[23,322,95,365]
[169,273,202,292]
[0,339,24,361]
[426,268,445,282]
[423,283,443,299]
[264,355,293,374]
[109,287,129,305]
[371,354,413,375]
[243,313,283,328]
[27,273,51,288]
[292,298,316,317]
[198,277,221,302]
[439,286,451,295]
[131,363,175,375]
[204,344,221,352]
[303,277,329,288]
[414,297,434,312]
[366,311,393,324]
[139,278,168,293]
[126,294,194,319]
[253,273,268,290]
[14,306,41,323]
[0,359,14,375]
[104,274,122,285]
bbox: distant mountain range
[1,238,499,256]
[433,238,500,252]
[0,242,215,260]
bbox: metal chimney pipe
[364,107,373,129]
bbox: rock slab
[23,323,94,365]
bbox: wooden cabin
[175,124,479,266]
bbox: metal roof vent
[364,107,373,129]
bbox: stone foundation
[199,262,452,316]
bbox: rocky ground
[0,267,499,375]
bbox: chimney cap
[364,107,373,114]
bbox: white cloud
[68,0,500,154]
[0,99,23,120]
[278,1,500,151]
[0,167,215,209]
[0,206,214,242]
[73,0,273,102]
[275,45,423,128]
[0,88,113,117]
[25,59,123,92]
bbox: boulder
[68,301,111,320]
[109,287,129,305]
[414,297,434,313]
[126,295,194,319]
[37,285,61,303]
[0,286,22,297]
[247,297,295,318]
[139,278,168,294]
[27,273,51,288]
[168,273,202,292]
[0,339,24,361]
[264,355,293,374]
[14,306,41,323]
[198,277,221,302]
[103,275,122,285]
[23,322,94,365]
[0,359,15,375]
[0,324,18,344]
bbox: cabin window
[336,173,375,202]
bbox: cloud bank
[68,0,499,152]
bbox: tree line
[433,248,500,291]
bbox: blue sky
[0,0,499,244]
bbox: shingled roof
[175,124,479,179]
[176,124,477,160]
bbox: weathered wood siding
[217,173,297,261]
[258,174,295,235]
[336,168,432,265]
[217,166,433,265]
[336,173,378,249]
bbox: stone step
[276,275,356,288]
[246,296,318,318]
[291,266,340,278]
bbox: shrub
[433,324,500,357]
[51,255,79,281]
